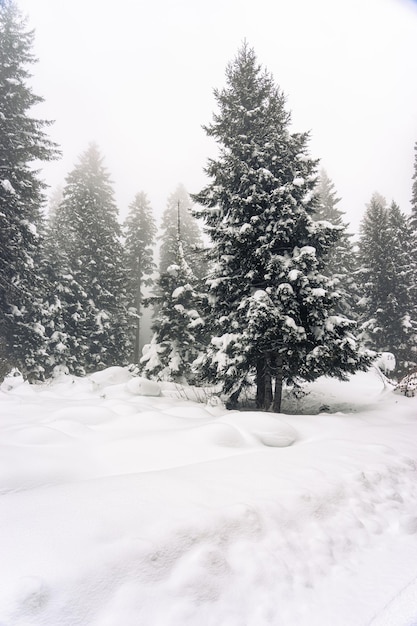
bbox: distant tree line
[1,2,416,410]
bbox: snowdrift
[0,367,416,625]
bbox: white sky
[18,0,417,232]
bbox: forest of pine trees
[1,2,416,410]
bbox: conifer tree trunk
[272,354,284,413]
[264,352,273,410]
[256,356,266,409]
[258,352,273,410]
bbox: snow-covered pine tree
[193,43,371,411]
[42,197,92,377]
[410,141,417,322]
[409,141,417,319]
[314,169,343,225]
[0,0,59,381]
[55,144,130,371]
[141,211,205,383]
[358,194,416,376]
[159,184,204,279]
[388,202,417,374]
[47,184,64,221]
[313,169,358,317]
[123,191,157,363]
[411,141,417,231]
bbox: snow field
[0,367,417,625]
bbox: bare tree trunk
[272,354,284,413]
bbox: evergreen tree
[358,194,416,376]
[315,169,344,225]
[141,241,205,383]
[159,184,204,278]
[314,169,358,317]
[410,141,417,315]
[123,191,157,363]
[53,144,130,371]
[42,198,91,376]
[0,0,59,381]
[47,184,63,221]
[411,141,417,231]
[193,43,371,411]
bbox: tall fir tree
[51,144,131,372]
[314,169,344,226]
[193,43,371,411]
[123,191,157,363]
[42,196,92,376]
[411,140,417,231]
[357,194,416,376]
[314,169,358,317]
[159,184,204,278]
[410,141,417,323]
[47,184,64,221]
[0,0,59,381]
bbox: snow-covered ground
[0,367,416,626]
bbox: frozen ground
[0,366,416,626]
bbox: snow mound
[125,377,161,396]
[90,366,133,388]
[162,404,220,420]
[51,406,117,425]
[188,422,247,448]
[221,412,298,447]
[46,418,95,438]
[284,368,394,414]
[374,352,396,374]
[2,425,73,446]
[0,371,24,392]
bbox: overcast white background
[18,0,417,232]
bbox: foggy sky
[18,0,417,232]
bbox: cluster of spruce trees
[1,2,416,411]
